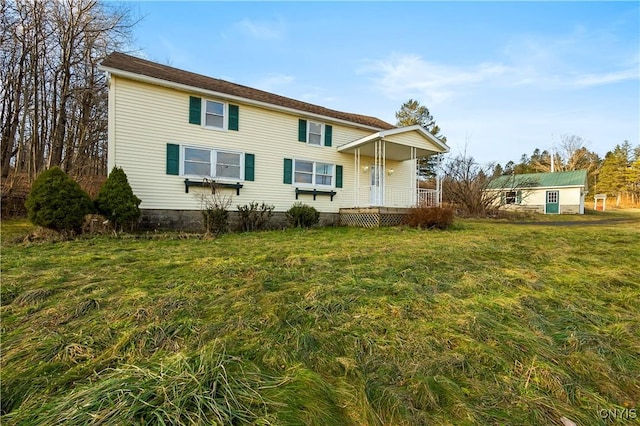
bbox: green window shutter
[324,124,333,147]
[298,119,307,142]
[244,153,255,181]
[516,190,522,204]
[189,96,201,125]
[335,165,343,188]
[228,104,239,131]
[166,144,180,175]
[500,192,505,205]
[283,158,292,184]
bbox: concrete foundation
[139,209,339,232]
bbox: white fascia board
[388,125,449,152]
[490,184,586,191]
[99,65,386,132]
[337,132,383,151]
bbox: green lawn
[1,214,639,425]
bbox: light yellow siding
[110,77,419,213]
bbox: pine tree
[395,99,447,179]
[597,141,639,205]
[94,167,141,231]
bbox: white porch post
[382,139,386,206]
[354,147,360,207]
[412,147,417,206]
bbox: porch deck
[339,207,411,228]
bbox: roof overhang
[337,125,449,161]
[100,66,388,133]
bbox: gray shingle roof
[100,52,395,130]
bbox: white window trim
[181,145,244,181]
[306,121,324,147]
[293,159,335,188]
[202,99,228,131]
[503,190,519,205]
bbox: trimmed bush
[94,167,141,231]
[199,185,231,236]
[203,207,229,236]
[404,206,454,229]
[25,167,93,234]
[286,202,320,228]
[237,202,274,232]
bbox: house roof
[337,125,449,160]
[100,52,395,131]
[487,170,588,190]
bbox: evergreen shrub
[286,202,320,228]
[25,167,93,234]
[94,167,141,231]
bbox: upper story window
[308,122,323,146]
[188,96,239,131]
[205,100,225,129]
[298,119,332,147]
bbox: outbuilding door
[545,190,559,214]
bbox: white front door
[370,164,384,205]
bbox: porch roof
[337,125,449,161]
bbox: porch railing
[354,186,440,207]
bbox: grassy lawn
[1,213,639,425]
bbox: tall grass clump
[5,347,286,425]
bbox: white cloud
[359,54,511,104]
[360,49,639,105]
[235,17,285,40]
[573,69,640,87]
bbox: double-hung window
[298,119,332,146]
[204,100,225,129]
[216,151,241,179]
[307,122,323,146]
[183,146,242,180]
[294,160,333,187]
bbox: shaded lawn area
[1,216,639,425]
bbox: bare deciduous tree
[442,152,531,217]
[0,0,134,184]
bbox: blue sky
[125,1,639,166]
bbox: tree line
[0,0,133,184]
[491,138,640,206]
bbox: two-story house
[99,52,449,229]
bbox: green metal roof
[487,170,588,189]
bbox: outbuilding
[487,170,588,214]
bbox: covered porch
[338,125,449,209]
